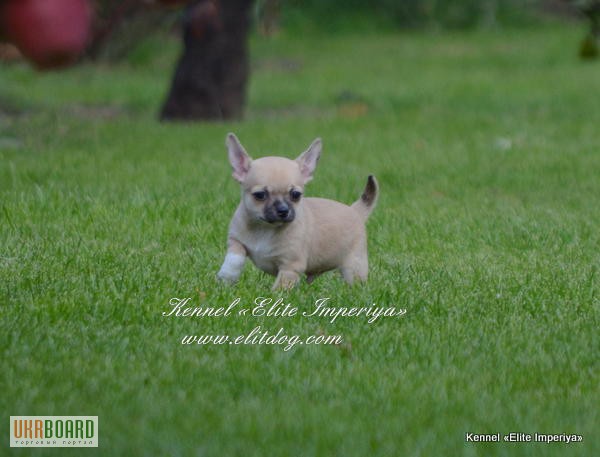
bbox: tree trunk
[160,0,253,121]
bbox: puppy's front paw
[217,270,238,284]
[217,253,246,284]
[273,270,300,290]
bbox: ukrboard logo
[10,416,98,447]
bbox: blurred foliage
[574,0,600,58]
[2,0,592,66]
[88,0,178,61]
[277,0,543,31]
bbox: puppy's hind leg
[339,242,368,285]
[340,262,368,285]
[273,269,301,290]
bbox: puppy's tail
[351,175,379,221]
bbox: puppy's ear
[226,133,252,183]
[296,138,322,184]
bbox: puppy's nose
[275,201,289,218]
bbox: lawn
[1,24,599,456]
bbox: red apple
[1,0,92,70]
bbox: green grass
[1,25,599,456]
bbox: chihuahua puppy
[217,133,378,290]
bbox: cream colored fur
[217,133,378,290]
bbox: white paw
[217,253,245,284]
[217,269,239,283]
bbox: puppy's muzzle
[275,201,289,219]
[265,200,295,223]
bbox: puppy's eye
[252,191,268,201]
[289,190,302,202]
